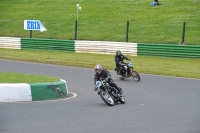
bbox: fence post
[74,20,78,40]
[182,22,186,45]
[30,30,32,38]
[126,21,129,42]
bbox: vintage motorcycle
[114,60,140,82]
[94,80,125,106]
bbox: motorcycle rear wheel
[119,76,125,80]
[99,91,114,106]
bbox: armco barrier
[21,38,75,52]
[75,40,137,56]
[1,36,200,58]
[0,79,68,102]
[138,43,200,58]
[0,37,21,49]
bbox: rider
[94,64,123,95]
[115,50,131,76]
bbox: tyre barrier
[0,79,68,102]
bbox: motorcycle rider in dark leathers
[94,64,123,95]
[115,50,131,76]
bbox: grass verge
[0,48,200,79]
[0,0,199,45]
[0,72,60,83]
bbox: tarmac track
[0,59,200,133]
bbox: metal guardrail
[75,40,137,56]
[1,37,200,58]
[0,37,21,49]
[21,38,75,52]
[138,43,200,58]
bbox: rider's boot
[116,71,118,75]
[118,70,123,78]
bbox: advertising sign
[24,20,47,32]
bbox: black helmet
[116,50,121,56]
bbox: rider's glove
[105,78,108,82]
[94,87,97,91]
[124,65,127,70]
[128,59,131,61]
[105,78,109,82]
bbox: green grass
[1,48,200,79]
[0,0,199,45]
[0,72,60,83]
[0,0,199,82]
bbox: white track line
[140,73,200,80]
[0,92,77,104]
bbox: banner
[24,20,47,32]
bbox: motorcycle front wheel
[131,70,140,82]
[99,91,114,106]
[119,96,125,104]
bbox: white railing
[0,37,21,49]
[75,40,137,56]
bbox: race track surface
[0,59,200,133]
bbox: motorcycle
[94,80,125,106]
[114,60,140,82]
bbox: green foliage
[0,72,59,83]
[0,0,199,44]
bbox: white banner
[24,20,47,32]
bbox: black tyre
[119,96,125,104]
[131,70,140,82]
[119,76,125,80]
[99,91,114,106]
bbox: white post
[76,4,81,21]
[76,4,81,39]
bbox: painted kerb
[29,79,68,101]
[0,83,32,102]
[0,79,68,102]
